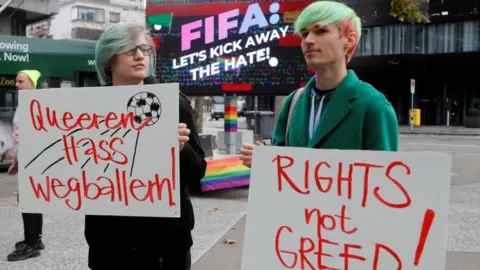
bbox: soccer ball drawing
[24,91,162,177]
[127,91,162,126]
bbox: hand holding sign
[178,123,190,151]
[8,158,18,175]
[239,141,264,168]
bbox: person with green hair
[7,69,45,262]
[85,22,206,270]
[240,1,398,166]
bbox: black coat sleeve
[178,94,207,188]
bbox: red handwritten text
[28,147,177,211]
[270,155,437,269]
[273,155,412,209]
[274,204,435,269]
[62,135,128,166]
[29,99,151,132]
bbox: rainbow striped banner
[216,57,242,77]
[216,56,241,72]
[217,56,234,70]
[201,156,250,192]
[224,105,238,132]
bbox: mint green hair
[294,1,362,37]
[95,22,156,85]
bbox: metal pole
[446,110,450,127]
[254,96,258,137]
[410,93,414,131]
[0,0,15,15]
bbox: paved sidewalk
[204,116,480,136]
[192,216,246,270]
[205,126,480,137]
[399,126,480,136]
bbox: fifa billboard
[146,0,314,96]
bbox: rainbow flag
[201,156,250,192]
[217,56,240,73]
[224,105,237,132]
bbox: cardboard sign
[242,147,451,269]
[18,83,181,217]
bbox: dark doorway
[447,88,463,126]
[76,71,98,87]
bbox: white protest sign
[242,147,451,270]
[18,83,180,217]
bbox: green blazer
[272,70,399,151]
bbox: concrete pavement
[204,116,480,136]
[193,134,480,269]
[399,126,480,136]
[1,132,480,269]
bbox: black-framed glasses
[122,45,154,56]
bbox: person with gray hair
[84,22,206,270]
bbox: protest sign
[17,83,180,217]
[242,147,451,269]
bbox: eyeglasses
[122,45,154,56]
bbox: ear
[344,31,359,63]
[344,31,358,52]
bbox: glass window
[60,81,74,88]
[72,6,105,23]
[354,20,480,57]
[110,12,120,23]
[211,96,224,104]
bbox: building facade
[0,0,58,36]
[0,0,59,121]
[0,34,96,121]
[28,0,145,40]
[346,0,480,126]
[246,0,479,126]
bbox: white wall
[49,3,74,39]
[49,0,145,40]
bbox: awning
[0,35,96,78]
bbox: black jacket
[84,77,207,268]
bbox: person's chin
[131,70,147,79]
[307,59,329,69]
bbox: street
[1,121,480,268]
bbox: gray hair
[95,22,156,85]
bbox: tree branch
[390,0,430,23]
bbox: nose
[134,48,145,59]
[304,32,315,44]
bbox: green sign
[0,35,96,78]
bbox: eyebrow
[313,23,327,30]
[301,24,325,33]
